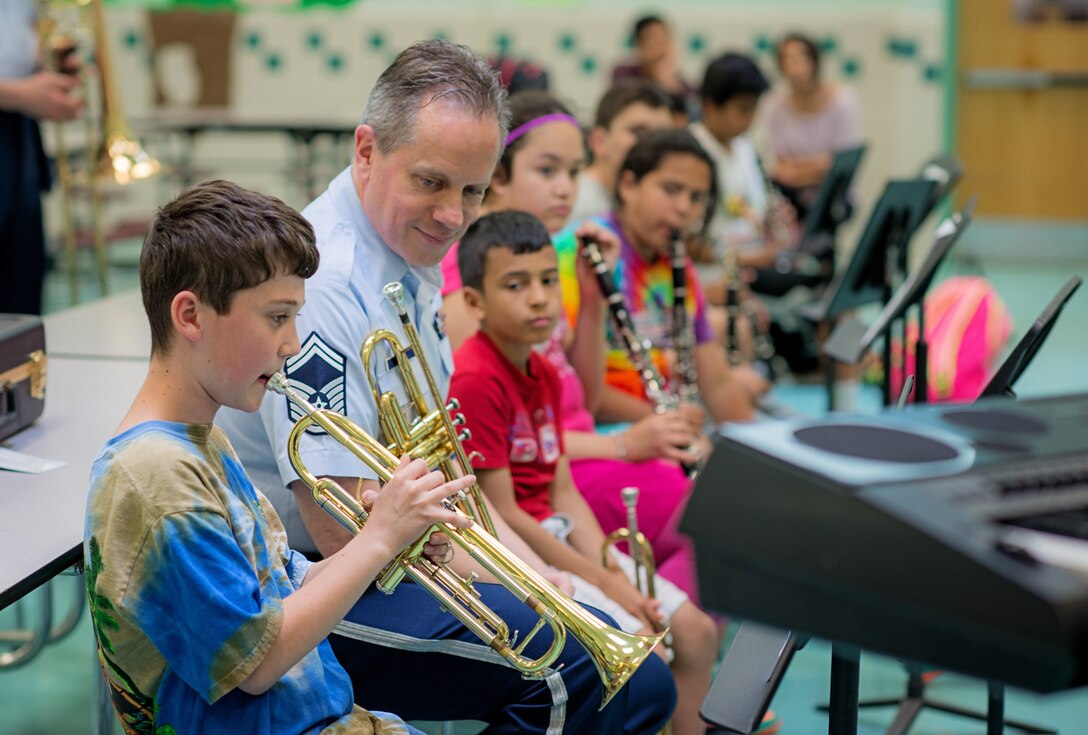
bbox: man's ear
[353,124,378,183]
[461,285,487,324]
[171,290,204,345]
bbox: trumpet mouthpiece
[383,282,407,310]
[621,487,639,504]
[266,372,290,395]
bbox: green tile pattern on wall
[841,57,861,77]
[580,55,597,75]
[306,30,323,50]
[123,28,141,49]
[327,52,344,72]
[244,30,262,50]
[558,32,576,52]
[687,33,705,54]
[264,51,283,71]
[495,32,512,55]
[368,31,385,50]
[886,36,918,58]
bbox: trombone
[36,0,159,303]
[266,283,667,708]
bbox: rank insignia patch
[284,332,347,433]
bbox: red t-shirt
[450,331,564,522]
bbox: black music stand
[979,276,1083,399]
[801,178,937,409]
[916,153,964,212]
[701,623,802,733]
[823,197,977,405]
[803,145,868,244]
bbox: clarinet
[580,236,698,478]
[669,232,699,405]
[722,247,744,367]
[757,156,798,249]
[721,244,782,381]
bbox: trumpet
[362,282,495,536]
[266,287,666,708]
[601,488,656,600]
[601,487,673,734]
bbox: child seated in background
[441,89,704,603]
[554,128,770,427]
[570,78,675,224]
[449,209,717,735]
[84,180,470,734]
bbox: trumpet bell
[582,621,667,709]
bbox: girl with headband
[441,91,718,735]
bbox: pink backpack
[888,276,1013,403]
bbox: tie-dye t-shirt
[554,214,713,399]
[84,421,402,735]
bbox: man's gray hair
[363,39,511,153]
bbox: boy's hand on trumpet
[360,455,474,560]
[599,566,665,632]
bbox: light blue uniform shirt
[0,0,37,80]
[218,166,454,552]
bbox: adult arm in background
[0,71,80,120]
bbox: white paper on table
[0,446,67,474]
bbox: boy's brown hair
[140,180,319,356]
[592,79,671,131]
[458,210,552,292]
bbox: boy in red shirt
[450,210,718,735]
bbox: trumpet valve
[452,412,466,427]
[459,428,472,442]
[460,571,482,597]
[447,397,460,411]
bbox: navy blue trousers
[0,111,49,316]
[330,581,676,734]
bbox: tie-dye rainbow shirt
[84,421,398,735]
[554,213,712,399]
